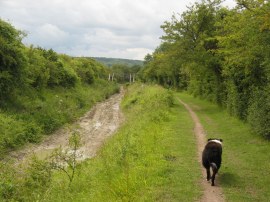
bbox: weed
[49,132,81,186]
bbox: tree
[0,19,26,101]
[142,0,270,138]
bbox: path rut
[178,99,225,202]
[10,88,124,162]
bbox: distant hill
[92,57,143,67]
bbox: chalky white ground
[10,88,124,162]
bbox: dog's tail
[210,162,217,173]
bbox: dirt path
[178,99,225,202]
[10,88,125,162]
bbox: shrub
[248,86,270,138]
[0,114,42,151]
[47,61,78,88]
[35,111,63,134]
[49,132,81,186]
[0,19,26,101]
[75,60,96,84]
[25,46,50,89]
[24,156,52,189]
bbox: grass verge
[35,84,201,201]
[177,93,270,202]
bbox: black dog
[202,138,223,186]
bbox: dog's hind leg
[206,167,211,181]
[210,163,218,186]
[211,170,217,186]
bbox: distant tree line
[92,57,143,67]
[141,0,270,138]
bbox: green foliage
[109,63,142,83]
[0,19,26,101]
[142,0,270,138]
[92,57,143,67]
[24,46,50,89]
[69,57,109,84]
[0,163,18,200]
[0,114,42,153]
[247,86,270,138]
[0,81,118,154]
[0,156,53,201]
[74,58,96,84]
[0,132,84,201]
[24,156,52,190]
[0,19,119,152]
[1,18,112,95]
[47,60,78,88]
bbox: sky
[0,0,236,60]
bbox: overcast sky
[0,0,236,60]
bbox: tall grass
[37,84,201,201]
[178,93,270,202]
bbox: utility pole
[112,73,114,81]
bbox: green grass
[177,93,270,202]
[0,80,119,156]
[29,84,202,201]
[2,85,269,201]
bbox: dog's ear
[219,139,223,142]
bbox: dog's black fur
[202,138,223,186]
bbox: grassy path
[177,93,270,202]
[178,98,225,202]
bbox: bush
[0,157,53,201]
[248,86,270,138]
[0,114,42,151]
[75,60,96,84]
[24,156,52,189]
[47,61,78,88]
[25,46,50,89]
[0,19,26,101]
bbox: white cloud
[35,24,69,46]
[0,0,236,60]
